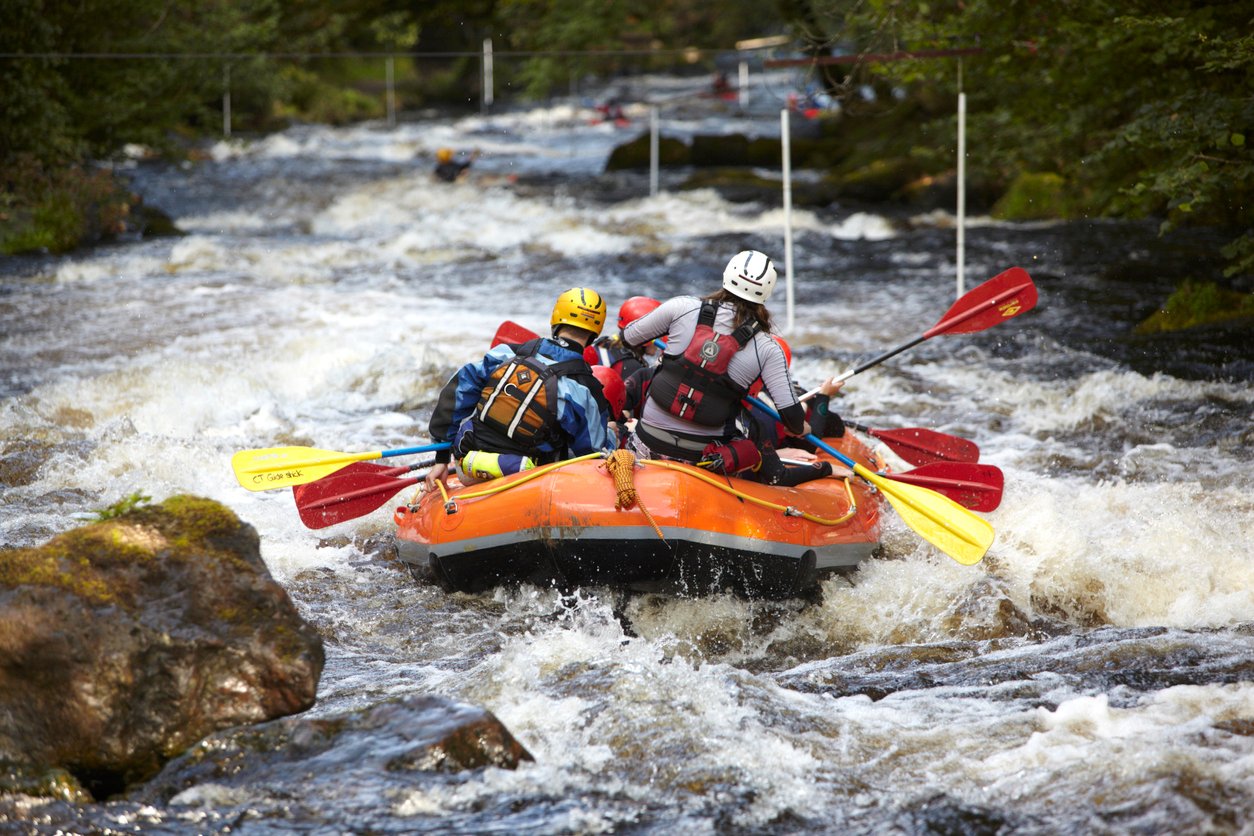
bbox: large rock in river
[0,495,324,799]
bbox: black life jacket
[647,301,759,428]
[471,339,599,456]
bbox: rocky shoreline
[0,496,529,806]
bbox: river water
[3,76,1254,834]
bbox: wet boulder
[0,495,324,799]
[678,167,842,207]
[132,693,534,804]
[604,132,690,169]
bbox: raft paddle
[231,441,450,491]
[746,396,994,565]
[878,461,1004,513]
[846,422,980,466]
[778,457,1003,511]
[293,460,433,529]
[492,320,664,352]
[800,266,1038,400]
[491,320,541,348]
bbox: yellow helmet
[436,147,453,163]
[551,288,606,336]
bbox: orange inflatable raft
[394,435,886,599]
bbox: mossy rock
[1135,280,1254,334]
[678,167,839,207]
[991,172,1072,221]
[897,169,1008,213]
[827,157,928,203]
[604,133,690,170]
[691,133,751,167]
[0,763,92,803]
[0,495,260,609]
[137,204,183,238]
[746,137,784,167]
[0,494,324,798]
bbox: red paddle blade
[924,266,1038,338]
[491,320,541,348]
[885,462,1004,512]
[863,426,980,466]
[293,469,419,529]
[309,461,414,480]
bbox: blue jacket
[429,337,611,463]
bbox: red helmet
[591,365,626,419]
[617,296,661,330]
[772,335,792,367]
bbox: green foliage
[94,492,154,521]
[992,172,1071,221]
[803,0,1254,274]
[273,64,385,125]
[1135,280,1254,334]
[1,156,137,255]
[1,0,282,165]
[496,0,768,98]
[4,0,1251,275]
[1222,232,1254,279]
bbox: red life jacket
[647,301,759,428]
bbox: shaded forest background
[1,0,1251,286]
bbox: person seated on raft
[618,334,841,484]
[618,249,841,481]
[584,295,663,380]
[739,335,847,486]
[424,288,614,490]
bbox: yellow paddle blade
[231,446,381,491]
[853,463,994,565]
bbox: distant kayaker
[584,295,663,380]
[425,288,613,489]
[433,147,477,183]
[621,250,841,477]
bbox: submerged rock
[0,496,324,799]
[132,693,534,805]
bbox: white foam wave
[830,211,897,241]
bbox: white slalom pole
[781,108,795,334]
[956,58,967,299]
[957,90,966,299]
[649,106,659,197]
[223,64,231,137]
[482,38,494,112]
[386,57,396,127]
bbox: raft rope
[410,451,858,528]
[646,459,859,526]
[604,449,665,542]
[409,452,604,509]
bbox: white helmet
[722,250,777,303]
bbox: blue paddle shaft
[380,442,451,458]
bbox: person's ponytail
[701,288,773,332]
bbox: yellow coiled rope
[604,449,665,542]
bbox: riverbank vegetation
[3,0,1250,293]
